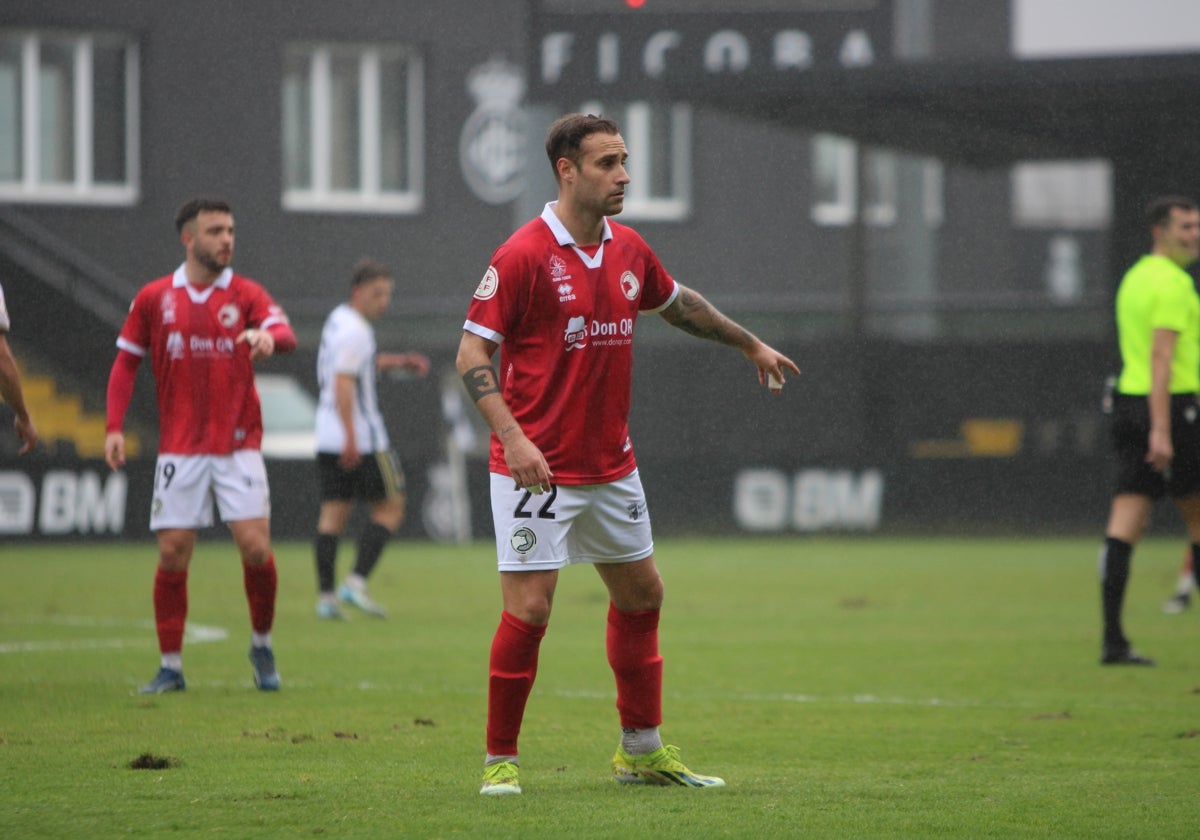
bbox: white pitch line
[0,637,149,654]
[328,682,997,710]
[0,617,228,655]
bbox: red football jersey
[117,266,290,455]
[464,203,678,484]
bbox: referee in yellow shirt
[1100,195,1200,665]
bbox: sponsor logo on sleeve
[475,266,500,300]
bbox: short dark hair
[1145,195,1198,229]
[350,257,391,288]
[545,113,621,176]
[175,197,232,233]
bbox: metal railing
[0,206,138,332]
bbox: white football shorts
[149,450,271,531]
[489,469,654,572]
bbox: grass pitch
[0,536,1196,838]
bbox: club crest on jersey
[549,254,567,278]
[475,265,499,300]
[620,271,640,301]
[218,303,240,329]
[159,294,177,325]
[563,315,588,351]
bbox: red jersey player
[105,197,297,695]
[457,114,801,795]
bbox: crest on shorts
[510,526,537,556]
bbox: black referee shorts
[317,450,406,503]
[1110,393,1200,499]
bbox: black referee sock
[315,533,339,594]
[1190,543,1200,590]
[353,522,393,580]
[1099,536,1133,648]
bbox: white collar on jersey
[541,202,613,270]
[172,264,233,303]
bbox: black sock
[353,522,392,580]
[1190,544,1200,592]
[315,533,339,593]
[1100,536,1133,647]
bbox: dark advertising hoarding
[1,339,1122,542]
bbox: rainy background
[2,0,1199,541]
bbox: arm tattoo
[462,364,500,402]
[669,288,756,346]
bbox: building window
[862,147,897,226]
[0,30,138,204]
[283,43,424,214]
[922,159,944,227]
[810,133,940,228]
[811,133,857,226]
[1011,160,1111,229]
[579,100,691,221]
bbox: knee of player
[238,541,273,566]
[156,535,194,570]
[507,596,553,626]
[641,581,665,611]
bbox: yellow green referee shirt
[1115,254,1200,395]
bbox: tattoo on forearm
[671,289,755,346]
[463,364,500,402]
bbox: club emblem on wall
[460,58,528,205]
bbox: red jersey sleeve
[464,237,537,342]
[242,280,296,354]
[618,225,676,313]
[116,282,158,356]
[105,349,141,432]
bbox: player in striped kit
[312,258,429,620]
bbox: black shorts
[1110,393,1200,499]
[317,450,405,503]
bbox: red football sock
[487,611,547,756]
[606,603,663,730]
[153,567,188,655]
[243,554,277,634]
